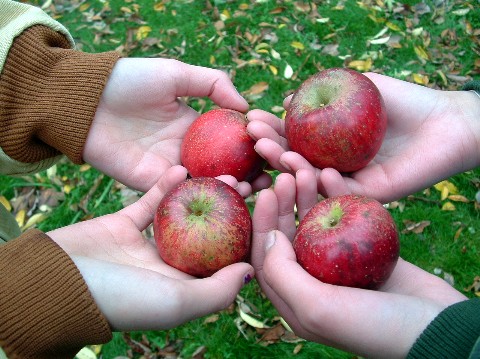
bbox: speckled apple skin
[154,177,252,278]
[181,108,265,182]
[285,68,387,173]
[293,194,399,289]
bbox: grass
[1,0,479,357]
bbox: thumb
[184,262,254,318]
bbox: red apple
[293,194,399,289]
[285,68,387,172]
[181,108,266,182]
[153,176,252,277]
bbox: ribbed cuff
[0,229,112,359]
[0,25,120,164]
[407,298,480,359]
[461,80,480,95]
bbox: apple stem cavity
[321,202,344,229]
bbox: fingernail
[265,230,276,251]
[254,145,266,160]
[279,159,292,172]
[243,273,253,285]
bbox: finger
[246,120,289,149]
[176,63,249,112]
[278,151,317,174]
[250,172,273,193]
[120,165,188,230]
[251,189,279,270]
[259,230,311,335]
[273,173,297,240]
[295,169,319,221]
[215,175,252,198]
[318,168,353,197]
[254,138,291,173]
[283,94,293,110]
[181,262,254,321]
[246,109,285,136]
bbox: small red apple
[153,176,252,277]
[181,108,266,182]
[285,68,387,173]
[293,194,399,289]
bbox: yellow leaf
[22,213,48,230]
[434,180,459,197]
[209,55,215,65]
[15,210,25,228]
[79,164,91,172]
[136,26,152,40]
[268,64,278,75]
[120,6,131,13]
[441,186,449,201]
[75,347,97,359]
[386,21,401,32]
[91,345,102,355]
[239,308,269,329]
[64,184,72,194]
[441,202,456,211]
[348,58,372,71]
[239,3,249,10]
[220,9,231,21]
[414,45,429,61]
[0,196,11,211]
[154,3,165,11]
[79,3,90,11]
[412,73,429,85]
[290,41,305,50]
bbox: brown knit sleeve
[0,25,120,165]
[0,229,112,359]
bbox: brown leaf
[402,220,431,234]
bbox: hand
[247,73,480,203]
[251,169,467,359]
[83,58,271,193]
[47,165,254,331]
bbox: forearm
[0,0,120,176]
[0,229,112,358]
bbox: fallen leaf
[402,220,431,234]
[441,202,456,211]
[284,63,294,79]
[239,308,269,329]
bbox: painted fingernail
[265,230,276,251]
[243,273,253,285]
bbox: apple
[285,67,387,173]
[153,176,252,277]
[181,108,266,182]
[292,194,399,289]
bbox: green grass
[1,0,479,357]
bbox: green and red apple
[153,176,252,277]
[293,194,399,289]
[285,68,387,173]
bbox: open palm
[47,166,253,331]
[83,58,252,192]
[248,73,480,203]
[251,170,467,358]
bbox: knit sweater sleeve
[0,0,120,176]
[407,298,480,359]
[0,229,112,358]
